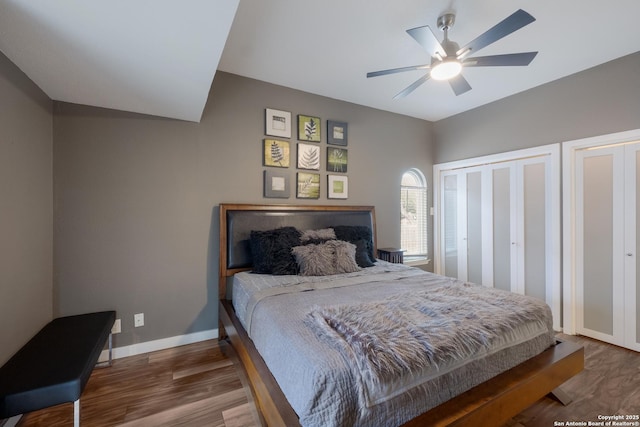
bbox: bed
[217,203,584,427]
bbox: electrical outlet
[134,313,144,327]
[111,318,121,334]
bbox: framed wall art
[263,170,290,198]
[265,108,291,138]
[297,143,320,170]
[327,147,348,173]
[297,114,321,142]
[296,172,320,199]
[263,139,290,168]
[328,175,348,199]
[327,120,348,146]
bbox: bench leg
[74,399,80,427]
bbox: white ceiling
[0,0,239,122]
[1,0,640,123]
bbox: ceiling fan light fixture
[430,59,462,81]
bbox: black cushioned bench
[0,311,115,426]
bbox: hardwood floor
[17,340,260,427]
[504,334,640,427]
[15,334,639,427]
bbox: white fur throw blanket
[307,281,553,398]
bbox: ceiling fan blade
[393,74,431,99]
[406,25,446,58]
[367,64,430,78]
[457,9,536,58]
[463,51,538,67]
[449,74,472,96]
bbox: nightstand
[377,248,405,264]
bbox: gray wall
[0,53,53,364]
[6,46,639,355]
[53,72,434,347]
[434,52,640,163]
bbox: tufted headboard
[218,203,376,299]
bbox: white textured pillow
[299,228,336,243]
[292,240,360,276]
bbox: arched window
[401,169,428,260]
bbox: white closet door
[491,165,514,292]
[575,145,625,346]
[624,143,640,351]
[518,157,550,303]
[466,169,483,285]
[439,167,487,284]
[434,144,561,330]
[573,141,640,351]
[442,172,462,278]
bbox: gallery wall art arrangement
[262,108,349,200]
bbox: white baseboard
[1,415,21,427]
[99,328,218,362]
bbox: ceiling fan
[367,9,538,98]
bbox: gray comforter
[232,262,555,427]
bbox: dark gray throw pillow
[249,227,301,275]
[333,225,376,267]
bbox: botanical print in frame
[263,139,290,168]
[263,170,289,198]
[327,147,348,173]
[265,108,291,138]
[296,172,320,199]
[328,175,348,199]
[297,143,320,170]
[297,114,321,142]
[327,120,348,146]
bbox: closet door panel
[578,151,619,340]
[523,162,547,302]
[492,167,512,292]
[626,145,640,350]
[636,149,640,346]
[443,173,459,278]
[466,171,483,285]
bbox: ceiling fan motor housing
[437,13,455,31]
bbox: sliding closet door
[492,165,514,292]
[435,145,561,330]
[442,172,461,278]
[466,170,483,285]
[520,158,548,302]
[439,167,486,284]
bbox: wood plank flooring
[16,340,260,427]
[14,334,640,427]
[504,334,640,427]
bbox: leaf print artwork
[271,141,284,166]
[297,172,320,199]
[263,139,290,168]
[327,148,348,173]
[298,115,321,142]
[305,118,317,140]
[298,143,320,170]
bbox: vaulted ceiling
[2,0,639,122]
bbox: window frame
[400,168,428,261]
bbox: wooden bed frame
[217,203,584,427]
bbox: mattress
[232,261,555,427]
